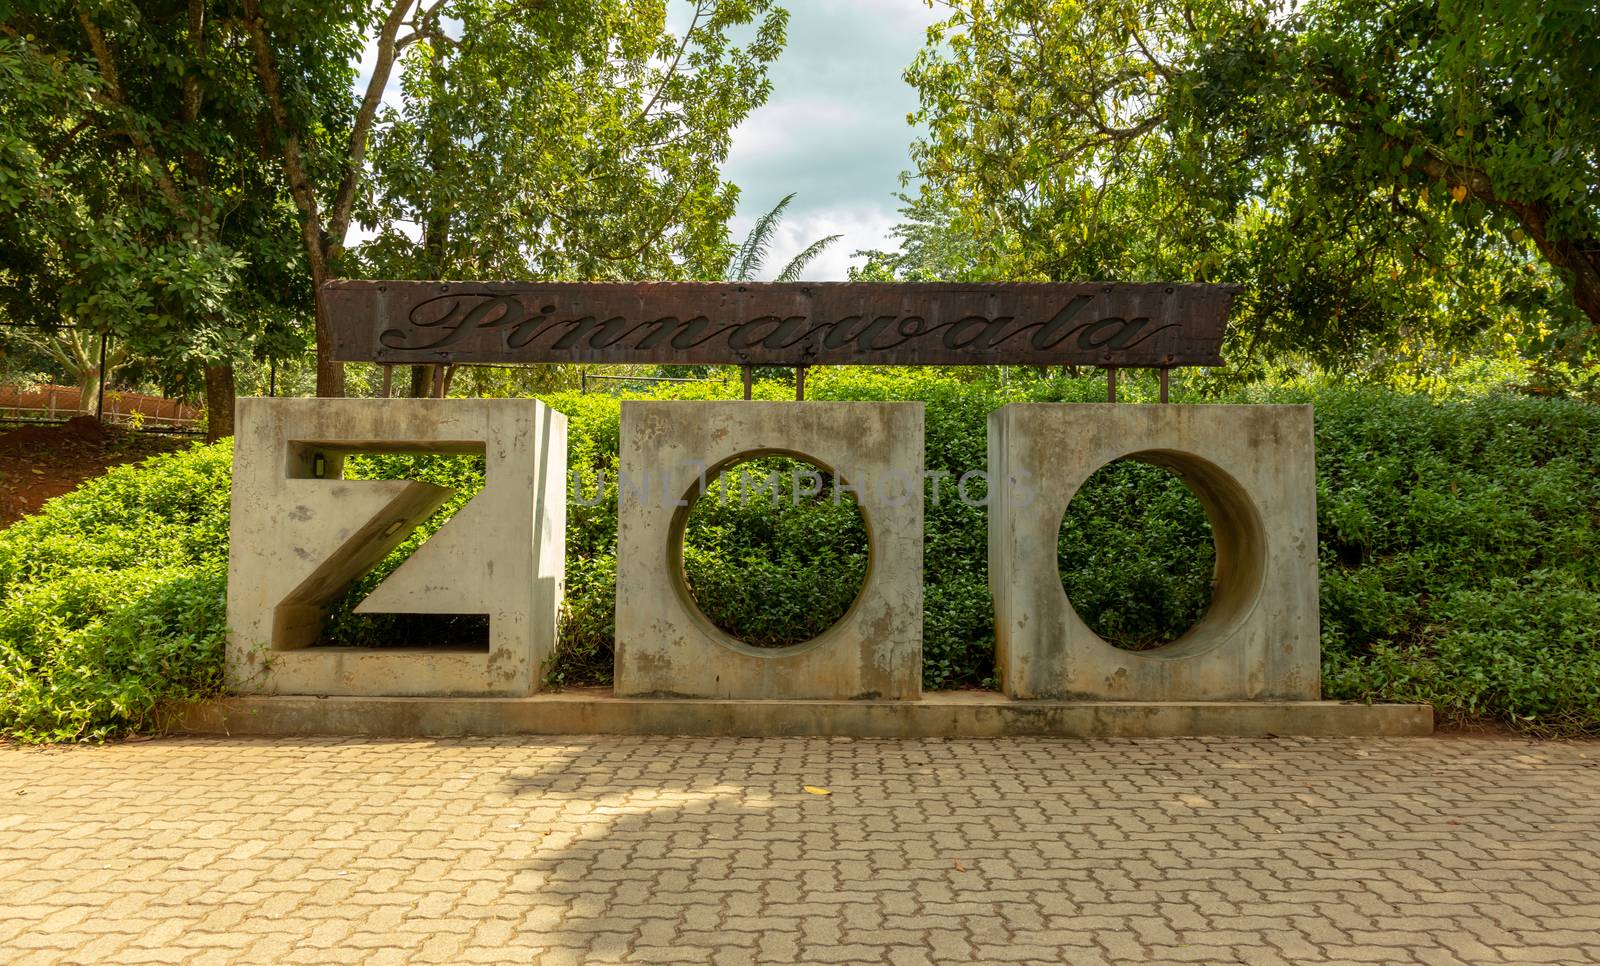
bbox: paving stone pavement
[1,735,1598,965]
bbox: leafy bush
[681,456,869,648]
[1058,460,1215,651]
[1299,388,1600,733]
[0,442,232,741]
[4,372,1598,740]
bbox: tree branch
[1417,152,1600,331]
[75,7,184,209]
[641,0,705,120]
[42,119,93,167]
[181,0,207,191]
[1129,28,1175,79]
[395,0,450,49]
[241,0,327,275]
[327,0,418,257]
[1083,112,1164,141]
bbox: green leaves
[901,0,1600,377]
[356,0,787,283]
[0,3,322,381]
[0,441,232,742]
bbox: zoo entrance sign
[218,276,1416,737]
[325,281,1237,367]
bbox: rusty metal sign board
[325,281,1235,367]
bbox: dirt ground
[0,416,191,527]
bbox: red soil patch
[0,417,191,526]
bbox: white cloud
[723,0,942,280]
[725,96,875,161]
[730,206,902,281]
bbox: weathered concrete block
[614,401,924,700]
[989,403,1319,701]
[227,398,567,697]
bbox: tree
[849,193,984,282]
[361,0,786,281]
[1,3,314,439]
[906,0,1599,372]
[239,0,396,398]
[243,0,786,399]
[726,193,841,282]
[346,0,786,396]
[19,330,130,415]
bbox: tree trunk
[241,1,347,399]
[1516,210,1600,336]
[410,364,437,397]
[413,51,450,404]
[205,363,236,442]
[310,260,345,398]
[78,368,101,417]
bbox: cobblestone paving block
[2,735,1597,964]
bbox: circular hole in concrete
[679,454,869,649]
[1058,457,1217,651]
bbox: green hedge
[0,443,232,741]
[2,373,1597,740]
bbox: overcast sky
[718,0,943,280]
[357,0,942,280]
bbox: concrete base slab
[168,691,1432,739]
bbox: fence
[0,384,202,430]
[0,323,206,434]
